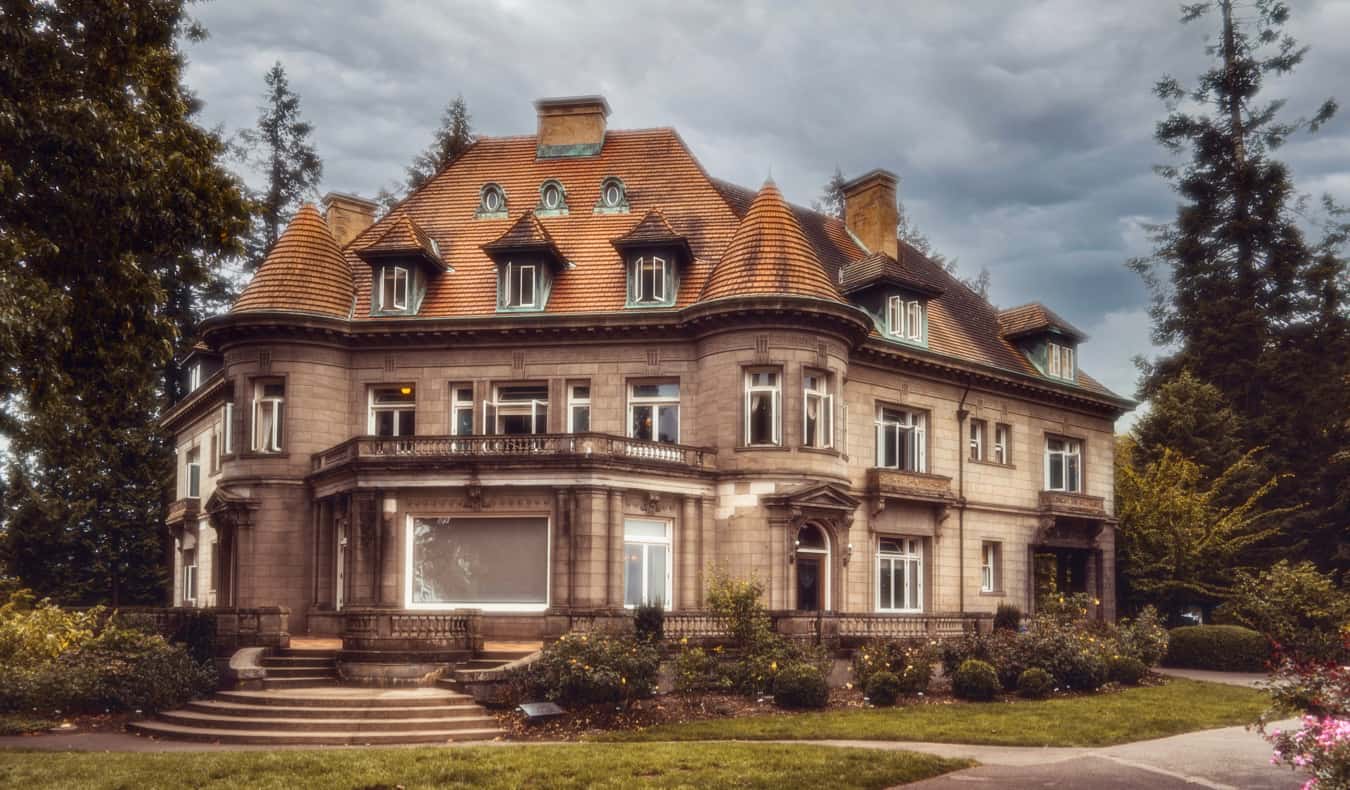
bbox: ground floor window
[981,541,1002,593]
[623,518,671,608]
[182,548,197,604]
[407,516,549,611]
[877,537,922,612]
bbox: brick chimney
[535,95,611,158]
[322,192,379,247]
[841,169,899,260]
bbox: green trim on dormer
[1019,332,1078,383]
[850,286,929,349]
[624,252,678,309]
[496,257,553,313]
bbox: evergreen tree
[0,1,248,603]
[237,62,323,270]
[405,95,476,193]
[1130,0,1349,570]
[1132,370,1246,478]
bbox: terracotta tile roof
[998,303,1088,341]
[838,251,946,297]
[357,213,445,271]
[611,209,692,261]
[480,210,564,266]
[233,204,352,318]
[700,180,843,302]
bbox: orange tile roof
[358,213,444,271]
[611,209,692,261]
[700,180,843,302]
[998,303,1088,341]
[233,204,352,318]
[480,210,564,265]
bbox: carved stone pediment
[762,482,862,529]
[204,486,259,532]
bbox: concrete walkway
[1156,667,1269,688]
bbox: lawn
[598,679,1268,747]
[0,742,970,790]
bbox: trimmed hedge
[1164,625,1270,672]
[1016,667,1054,699]
[951,659,1000,701]
[773,662,829,709]
[1108,656,1148,686]
[864,671,902,707]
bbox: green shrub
[523,632,660,706]
[864,670,901,706]
[633,603,664,643]
[939,632,991,676]
[852,639,935,695]
[772,662,829,709]
[994,604,1022,632]
[1107,656,1149,685]
[951,659,1000,701]
[1164,625,1270,671]
[673,646,719,693]
[1016,667,1054,699]
[706,571,773,651]
[987,619,1108,691]
[1115,606,1169,666]
[169,610,217,665]
[1219,561,1350,663]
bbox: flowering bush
[522,632,659,707]
[852,639,936,695]
[1221,560,1350,663]
[1266,715,1350,789]
[1115,606,1169,666]
[987,615,1111,691]
[1260,634,1350,789]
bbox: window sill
[979,590,1006,597]
[733,444,788,453]
[238,451,291,460]
[797,446,840,457]
[969,459,1015,470]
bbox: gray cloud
[182,0,1350,430]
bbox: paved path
[1156,667,1269,688]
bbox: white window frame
[182,549,197,604]
[969,419,986,462]
[251,380,284,453]
[1047,341,1076,381]
[222,403,234,455]
[631,256,669,305]
[876,537,923,613]
[485,383,549,436]
[623,518,673,609]
[744,368,782,446]
[802,370,833,449]
[503,261,538,309]
[567,382,591,433]
[367,385,416,437]
[403,514,551,613]
[450,385,474,437]
[1045,436,1083,493]
[188,363,202,391]
[981,541,1001,593]
[874,406,927,472]
[379,265,410,311]
[602,178,625,208]
[541,182,564,210]
[886,295,924,342]
[185,448,201,498]
[994,423,1010,465]
[628,381,681,444]
[481,184,504,213]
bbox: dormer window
[501,261,538,309]
[478,183,507,217]
[1047,341,1075,381]
[537,180,567,214]
[886,295,925,343]
[596,177,628,213]
[378,265,409,311]
[629,255,673,306]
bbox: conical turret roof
[233,204,353,318]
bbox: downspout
[955,380,972,614]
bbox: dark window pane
[657,405,679,443]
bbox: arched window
[795,524,830,611]
[597,176,628,212]
[478,183,507,216]
[538,179,567,213]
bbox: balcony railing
[1039,490,1108,519]
[311,432,715,474]
[865,467,956,505]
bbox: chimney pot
[322,192,379,247]
[841,169,899,260]
[534,95,610,159]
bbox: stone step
[215,689,473,708]
[128,720,502,745]
[264,666,339,679]
[276,649,339,659]
[261,656,336,667]
[263,676,339,690]
[478,649,535,661]
[159,709,499,733]
[187,699,485,720]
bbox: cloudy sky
[182,0,1350,430]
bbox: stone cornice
[160,372,229,432]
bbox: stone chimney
[841,169,899,260]
[322,192,379,247]
[535,95,611,158]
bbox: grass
[598,679,1268,747]
[0,716,58,736]
[0,743,971,790]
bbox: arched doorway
[795,524,830,611]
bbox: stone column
[679,496,697,609]
[699,496,715,608]
[608,489,625,609]
[377,492,399,607]
[553,487,571,609]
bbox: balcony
[1039,490,1108,520]
[310,433,715,477]
[865,467,956,506]
[166,496,201,527]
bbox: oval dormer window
[602,177,625,208]
[480,183,505,214]
[540,180,565,211]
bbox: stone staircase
[129,686,502,745]
[261,648,338,689]
[437,646,537,693]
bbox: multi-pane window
[877,538,922,612]
[994,423,1010,465]
[875,407,926,472]
[629,381,679,443]
[1045,436,1083,492]
[486,384,548,435]
[251,380,284,453]
[802,371,833,449]
[623,518,671,608]
[369,386,416,437]
[501,261,538,308]
[222,403,234,455]
[1047,342,1075,381]
[631,256,669,305]
[567,383,591,433]
[182,548,197,604]
[969,419,987,461]
[186,448,201,498]
[886,296,924,342]
[981,541,1001,593]
[744,369,781,446]
[450,385,474,436]
[379,265,409,311]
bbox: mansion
[162,96,1131,649]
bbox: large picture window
[623,519,671,608]
[877,537,923,612]
[875,406,926,472]
[629,381,679,443]
[485,384,548,435]
[407,516,549,611]
[744,369,781,446]
[803,371,833,449]
[1045,436,1082,492]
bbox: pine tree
[237,62,323,270]
[405,95,476,193]
[0,1,248,603]
[1131,0,1349,570]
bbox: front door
[796,556,823,611]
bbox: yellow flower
[621,677,627,685]
[680,637,688,645]
[770,661,778,672]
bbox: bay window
[182,548,197,604]
[875,406,926,472]
[802,371,833,449]
[486,384,548,435]
[185,448,201,498]
[567,382,591,433]
[221,402,234,455]
[251,380,284,453]
[877,538,923,612]
[623,518,671,608]
[1045,436,1083,492]
[629,381,680,443]
[744,369,781,446]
